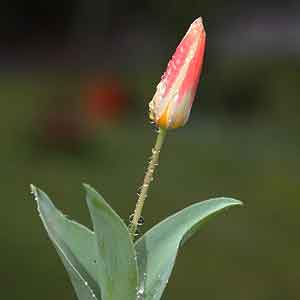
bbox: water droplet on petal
[159,82,166,94]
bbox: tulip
[149,17,206,129]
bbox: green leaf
[84,184,138,300]
[31,185,101,300]
[135,197,242,300]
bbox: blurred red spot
[82,77,127,126]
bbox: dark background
[1,1,300,299]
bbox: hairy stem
[129,127,167,239]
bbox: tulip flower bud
[149,17,206,129]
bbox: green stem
[129,127,167,239]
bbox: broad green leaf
[31,185,101,300]
[84,184,138,300]
[135,197,242,300]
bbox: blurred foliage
[0,74,299,299]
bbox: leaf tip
[30,184,39,203]
[82,183,109,210]
[82,182,91,192]
[225,197,243,207]
[82,183,99,201]
[30,184,36,193]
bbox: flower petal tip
[149,18,206,129]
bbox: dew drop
[137,216,145,226]
[128,214,145,226]
[136,286,145,300]
[128,224,141,237]
[128,214,134,222]
[159,82,166,94]
[134,227,141,236]
[171,61,176,70]
[173,92,179,103]
[161,72,167,80]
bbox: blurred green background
[1,1,300,299]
